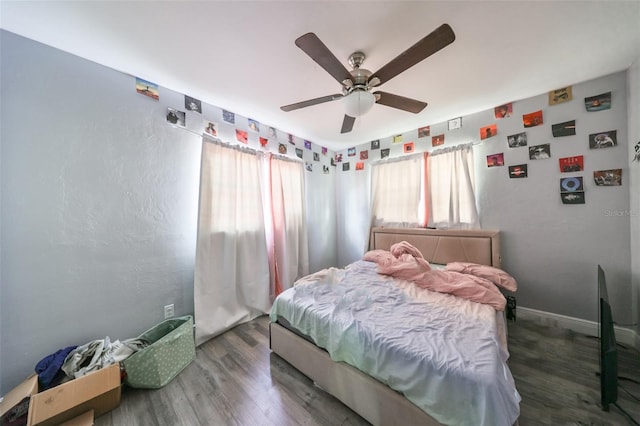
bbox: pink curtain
[268,155,309,295]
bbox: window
[370,143,479,229]
[371,155,424,227]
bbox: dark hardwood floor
[95,315,640,426]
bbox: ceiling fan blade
[295,33,353,85]
[374,91,428,113]
[341,115,356,133]
[369,24,455,86]
[281,93,343,112]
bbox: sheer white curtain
[268,155,309,292]
[194,140,270,345]
[371,155,424,227]
[427,143,479,229]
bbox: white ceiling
[2,1,639,150]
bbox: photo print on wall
[418,126,430,138]
[222,109,235,124]
[204,121,218,137]
[259,137,268,147]
[589,130,617,149]
[295,148,303,159]
[559,155,584,173]
[166,108,185,127]
[185,95,202,113]
[135,77,159,100]
[356,162,365,171]
[304,140,312,150]
[560,176,585,205]
[305,163,313,172]
[248,119,260,133]
[432,134,445,147]
[585,92,611,112]
[348,147,356,156]
[523,110,543,128]
[594,169,622,186]
[494,103,512,119]
[551,120,576,137]
[393,134,403,143]
[335,153,343,163]
[507,132,528,148]
[343,162,350,171]
[404,142,415,153]
[509,164,528,178]
[480,124,497,140]
[529,143,551,160]
[486,153,504,167]
[278,143,287,154]
[448,117,462,130]
[381,148,390,159]
[371,139,380,149]
[236,129,248,144]
[360,150,369,160]
[548,86,572,105]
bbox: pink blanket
[364,241,506,311]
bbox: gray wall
[628,59,640,337]
[475,72,631,324]
[0,30,336,394]
[335,71,633,325]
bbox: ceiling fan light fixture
[343,90,375,117]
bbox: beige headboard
[370,227,501,268]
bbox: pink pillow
[363,250,396,266]
[445,262,517,292]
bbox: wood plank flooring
[95,315,640,426]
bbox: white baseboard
[517,307,639,351]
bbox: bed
[269,227,520,425]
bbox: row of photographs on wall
[305,163,332,174]
[507,165,622,185]
[139,77,332,157]
[169,105,330,156]
[144,75,614,155]
[151,77,627,181]
[506,127,617,150]
[464,89,611,141]
[489,132,617,169]
[347,89,613,155]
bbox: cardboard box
[0,363,121,426]
[59,410,93,426]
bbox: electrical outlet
[164,304,174,319]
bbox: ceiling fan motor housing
[343,51,373,95]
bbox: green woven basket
[123,315,195,389]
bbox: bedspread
[270,260,520,426]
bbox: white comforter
[270,260,521,426]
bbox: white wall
[335,71,632,325]
[0,30,336,394]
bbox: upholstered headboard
[370,227,501,268]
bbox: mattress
[270,259,520,426]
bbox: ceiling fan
[280,24,455,134]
